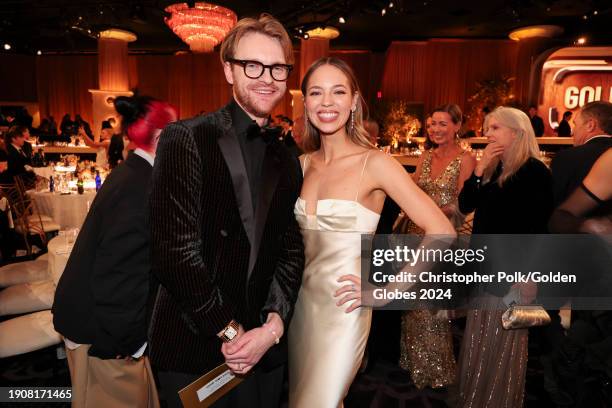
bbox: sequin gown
[289,152,380,408]
[398,150,463,389]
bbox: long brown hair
[300,57,374,153]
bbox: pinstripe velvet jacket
[148,103,304,374]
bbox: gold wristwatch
[218,320,240,343]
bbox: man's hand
[222,313,283,375]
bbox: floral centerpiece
[381,101,422,149]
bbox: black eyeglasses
[227,58,293,81]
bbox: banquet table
[31,190,95,229]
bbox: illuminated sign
[538,48,612,134]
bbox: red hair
[127,101,178,150]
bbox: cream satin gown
[289,152,380,408]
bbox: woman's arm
[456,151,477,194]
[411,152,425,182]
[79,127,110,149]
[336,150,456,312]
[370,151,455,235]
[549,149,612,234]
[441,151,476,218]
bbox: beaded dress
[398,149,464,389]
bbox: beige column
[291,38,331,121]
[89,29,136,135]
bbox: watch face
[225,326,238,340]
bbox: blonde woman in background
[457,106,553,407]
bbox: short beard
[234,86,282,119]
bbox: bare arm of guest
[336,150,457,312]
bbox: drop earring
[350,109,355,133]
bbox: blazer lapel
[216,108,255,246]
[248,142,282,277]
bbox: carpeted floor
[0,342,556,408]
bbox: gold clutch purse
[501,304,551,330]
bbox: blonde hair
[300,57,374,153]
[483,106,541,186]
[219,13,294,65]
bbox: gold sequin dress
[398,150,463,389]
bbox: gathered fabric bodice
[294,197,380,233]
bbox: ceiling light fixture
[99,28,138,42]
[305,26,340,39]
[164,2,237,53]
[508,25,563,41]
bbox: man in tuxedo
[528,105,545,137]
[53,97,177,408]
[4,125,35,186]
[551,101,612,206]
[148,14,304,408]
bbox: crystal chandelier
[164,2,237,53]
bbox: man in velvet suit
[148,14,304,408]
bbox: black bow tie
[246,123,281,144]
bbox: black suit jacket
[556,119,572,137]
[550,136,612,206]
[530,115,544,137]
[6,144,34,184]
[148,104,304,374]
[52,154,153,359]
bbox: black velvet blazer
[148,103,304,374]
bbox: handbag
[501,303,551,330]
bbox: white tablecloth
[32,167,54,179]
[31,190,95,229]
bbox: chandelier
[164,2,237,53]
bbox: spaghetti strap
[354,150,371,202]
[300,154,311,176]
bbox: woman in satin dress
[288,57,456,408]
[397,104,476,389]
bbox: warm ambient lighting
[338,16,346,24]
[99,28,137,42]
[3,43,10,50]
[576,37,587,45]
[509,25,563,41]
[164,2,237,53]
[305,26,340,40]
